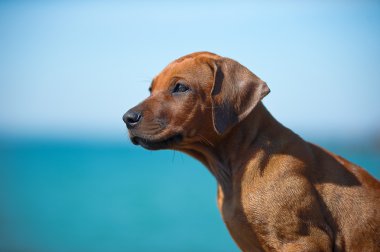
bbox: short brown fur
[124,52,380,251]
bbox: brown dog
[123,52,380,251]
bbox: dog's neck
[181,102,291,197]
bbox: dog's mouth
[131,134,183,150]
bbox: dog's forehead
[153,55,215,89]
[167,57,210,76]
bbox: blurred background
[0,1,379,251]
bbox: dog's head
[123,52,270,150]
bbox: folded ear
[211,57,270,135]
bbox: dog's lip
[131,137,139,145]
[130,134,183,150]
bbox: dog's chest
[217,186,265,251]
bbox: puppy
[123,52,380,251]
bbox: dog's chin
[130,134,183,150]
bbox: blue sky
[0,1,379,141]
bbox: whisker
[204,106,221,109]
[172,150,176,163]
[197,134,214,147]
[139,126,163,134]
[136,78,153,83]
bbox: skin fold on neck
[179,102,293,198]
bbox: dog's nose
[123,110,142,128]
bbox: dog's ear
[211,57,270,135]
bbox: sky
[0,0,379,141]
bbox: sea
[0,137,379,252]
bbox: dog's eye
[172,83,189,93]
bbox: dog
[123,52,380,251]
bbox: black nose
[123,110,142,128]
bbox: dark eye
[172,83,189,93]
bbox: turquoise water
[0,139,379,252]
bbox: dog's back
[308,143,380,251]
